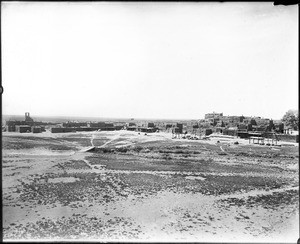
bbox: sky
[1,2,298,120]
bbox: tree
[267,119,275,131]
[247,124,253,131]
[282,110,298,130]
[278,123,284,133]
[250,118,257,126]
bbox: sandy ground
[2,130,299,242]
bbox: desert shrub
[133,146,143,152]
[100,148,114,153]
[116,147,128,153]
[162,154,172,160]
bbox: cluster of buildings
[126,122,159,133]
[3,113,162,134]
[51,121,119,133]
[197,112,285,136]
[50,121,161,133]
[3,112,298,143]
[194,112,298,142]
[159,112,284,137]
[160,112,297,143]
[4,113,56,133]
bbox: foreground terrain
[2,130,299,242]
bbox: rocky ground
[2,131,299,242]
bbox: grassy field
[2,131,299,242]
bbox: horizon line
[2,113,284,122]
[2,114,200,121]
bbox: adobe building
[127,126,137,131]
[5,112,56,132]
[51,127,74,133]
[205,112,223,120]
[89,122,106,128]
[139,127,155,133]
[32,126,42,133]
[63,122,88,127]
[25,112,34,123]
[176,123,183,134]
[205,128,213,136]
[16,125,31,133]
[148,122,155,128]
[6,121,24,132]
[88,122,115,131]
[173,127,181,134]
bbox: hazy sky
[2,2,298,120]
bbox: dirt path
[90,134,95,147]
[220,146,225,152]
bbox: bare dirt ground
[2,130,299,242]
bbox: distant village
[3,111,299,143]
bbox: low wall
[74,127,97,132]
[237,132,249,138]
[51,127,74,133]
[277,134,298,143]
[16,126,31,133]
[51,126,119,133]
[223,129,237,136]
[6,125,16,132]
[32,127,42,133]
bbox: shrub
[116,147,128,153]
[162,154,172,160]
[133,146,143,152]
